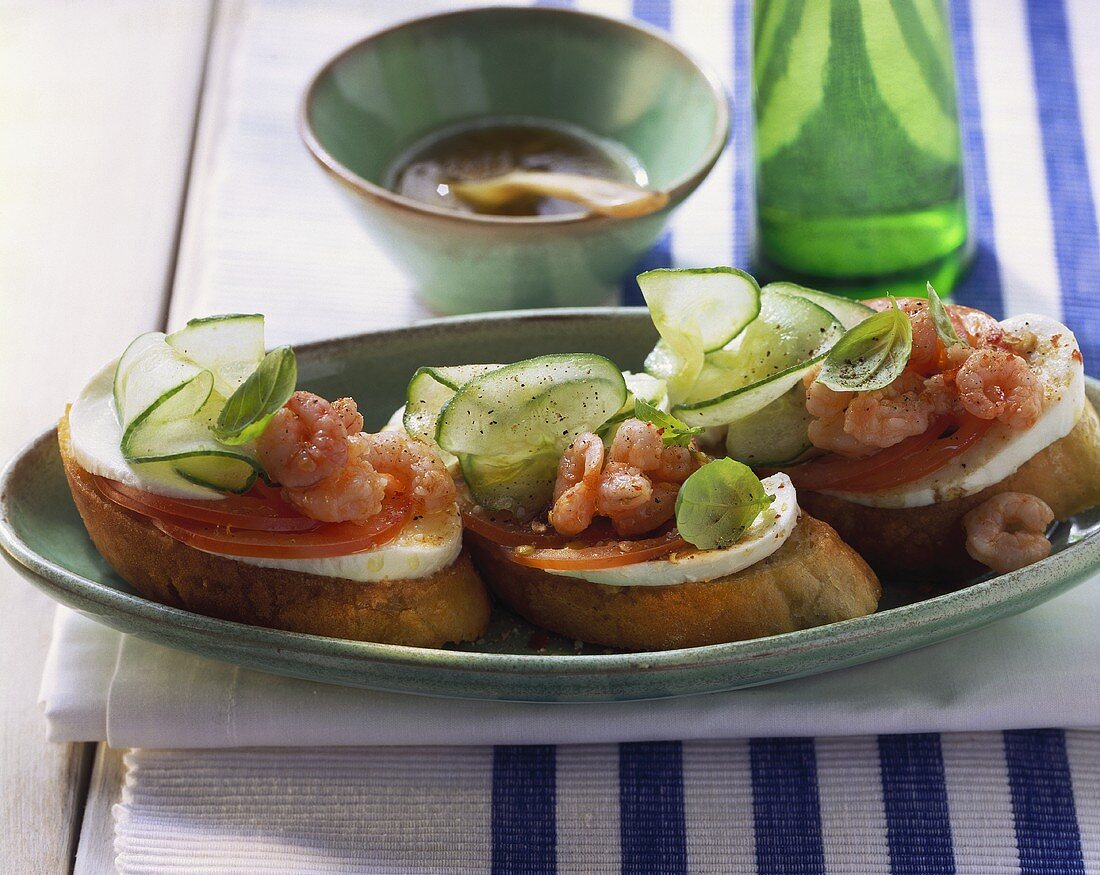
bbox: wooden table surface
[2,5,212,870]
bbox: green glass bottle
[753,0,970,298]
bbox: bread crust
[467,513,880,651]
[59,414,490,647]
[797,401,1100,580]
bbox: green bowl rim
[298,6,731,227]
[2,308,1098,680]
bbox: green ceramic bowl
[300,7,728,314]
[2,310,1099,702]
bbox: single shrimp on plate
[256,391,352,489]
[956,347,1042,429]
[962,491,1055,573]
[549,433,605,536]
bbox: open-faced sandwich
[783,294,1100,578]
[60,315,489,647]
[401,352,880,650]
[638,268,1100,580]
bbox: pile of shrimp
[548,418,702,538]
[805,300,1043,458]
[256,391,455,524]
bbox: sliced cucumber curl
[113,314,286,493]
[434,354,627,516]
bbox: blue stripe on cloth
[632,0,670,31]
[731,0,752,267]
[947,0,1004,317]
[619,741,688,875]
[491,746,557,875]
[878,734,956,875]
[750,738,826,875]
[1004,729,1086,875]
[1024,0,1100,379]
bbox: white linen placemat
[40,573,1100,748]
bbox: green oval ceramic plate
[3,309,1099,702]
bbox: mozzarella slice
[68,360,222,499]
[224,508,463,582]
[826,314,1085,509]
[546,473,798,587]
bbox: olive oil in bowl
[387,118,646,217]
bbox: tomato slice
[461,505,618,549]
[786,414,993,493]
[152,498,412,559]
[96,477,320,533]
[832,414,993,492]
[505,529,689,571]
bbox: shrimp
[901,300,942,374]
[608,419,700,482]
[608,419,665,470]
[550,422,698,537]
[843,371,935,449]
[595,462,652,515]
[608,481,679,537]
[256,391,350,488]
[331,397,364,435]
[283,430,456,523]
[955,347,1042,429]
[549,433,605,535]
[805,376,853,420]
[922,373,959,416]
[807,412,877,458]
[361,430,456,515]
[282,433,387,523]
[962,492,1054,573]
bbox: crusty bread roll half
[797,402,1100,580]
[59,414,491,648]
[466,513,880,651]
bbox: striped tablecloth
[108,0,1100,871]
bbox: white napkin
[40,574,1100,748]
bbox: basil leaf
[633,398,703,447]
[926,282,963,347]
[817,299,912,392]
[674,458,774,550]
[213,345,297,445]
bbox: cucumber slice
[436,354,627,514]
[623,372,668,411]
[174,455,258,493]
[762,282,875,330]
[126,397,263,491]
[114,329,263,491]
[641,267,761,399]
[114,332,214,457]
[166,314,265,398]
[673,289,843,426]
[724,384,813,466]
[404,364,501,440]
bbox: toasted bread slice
[797,402,1100,580]
[59,413,490,647]
[467,513,880,651]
